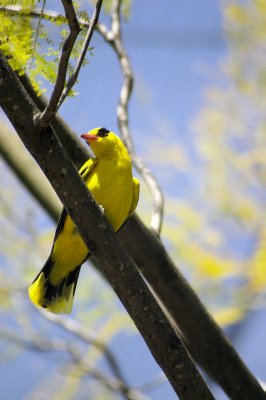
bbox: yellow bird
[28,127,139,314]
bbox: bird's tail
[28,257,81,314]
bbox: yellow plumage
[28,128,139,314]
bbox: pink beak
[80,133,98,142]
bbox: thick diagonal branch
[2,71,266,400]
[0,52,214,400]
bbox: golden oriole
[28,127,139,314]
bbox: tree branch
[1,67,263,400]
[57,0,103,110]
[19,74,89,169]
[1,6,265,399]
[0,52,214,400]
[119,216,266,400]
[40,0,80,125]
[27,0,46,72]
[38,310,131,392]
[0,5,73,26]
[1,73,265,399]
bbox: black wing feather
[53,208,68,243]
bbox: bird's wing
[128,177,140,218]
[79,157,98,180]
[52,158,98,245]
[116,177,139,233]
[53,208,68,244]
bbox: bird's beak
[80,133,98,143]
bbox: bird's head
[81,127,129,160]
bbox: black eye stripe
[97,128,110,137]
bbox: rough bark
[119,217,266,400]
[1,66,265,399]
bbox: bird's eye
[97,128,110,137]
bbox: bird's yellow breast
[86,157,133,231]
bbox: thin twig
[136,373,167,393]
[71,354,149,400]
[110,0,122,38]
[19,73,89,169]
[40,0,80,125]
[0,5,70,22]
[0,279,142,400]
[27,0,46,72]
[39,310,130,389]
[57,0,103,110]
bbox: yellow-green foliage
[0,0,132,97]
[0,1,91,95]
[0,1,59,91]
[0,5,33,74]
